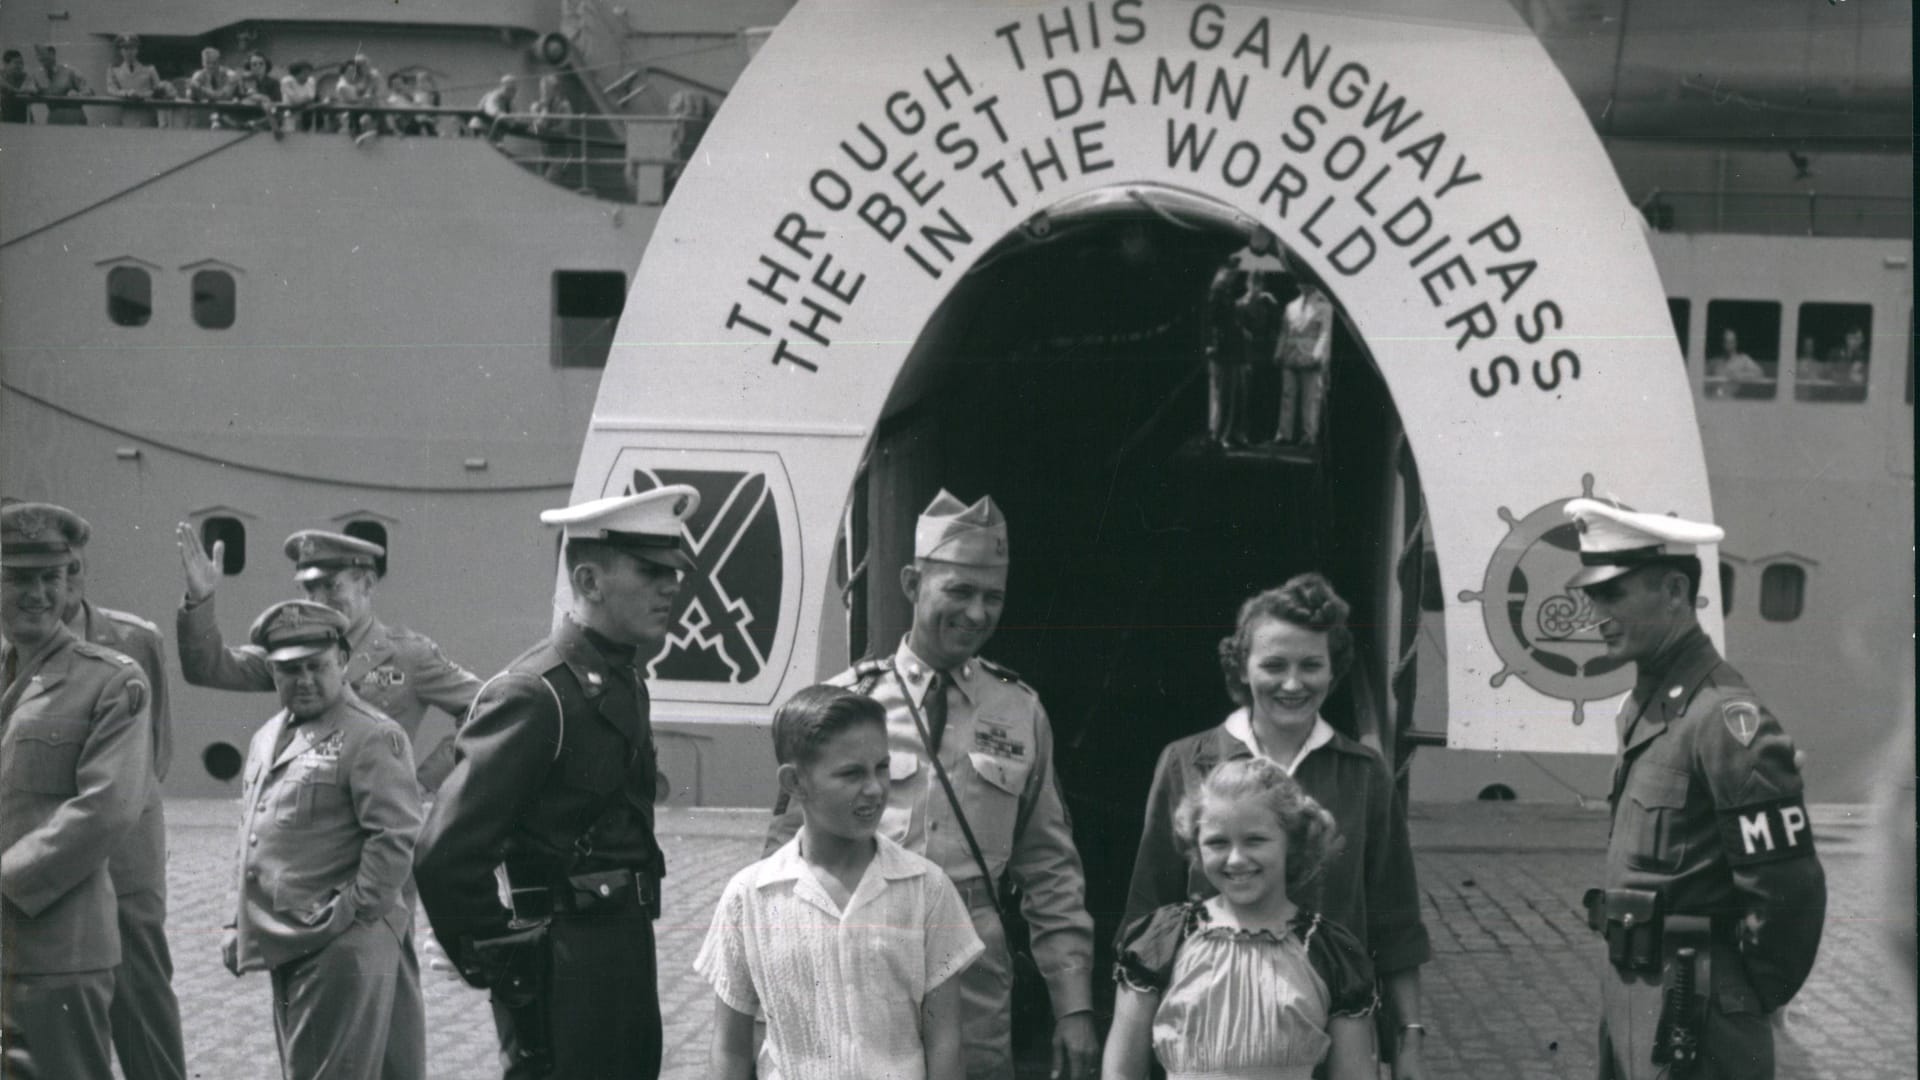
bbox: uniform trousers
[269,921,425,1080]
[1278,364,1327,444]
[1597,963,1773,1080]
[2,969,116,1080]
[111,887,187,1080]
[492,909,662,1080]
[957,890,1016,1080]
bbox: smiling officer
[767,489,1099,1080]
[1567,498,1827,1080]
[176,525,483,790]
[1,502,154,1080]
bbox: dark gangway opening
[839,189,1427,1047]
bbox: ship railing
[1639,186,1911,240]
[7,95,693,205]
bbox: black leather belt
[550,868,659,918]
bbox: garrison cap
[914,489,1009,567]
[284,529,384,583]
[1564,498,1724,589]
[249,599,350,662]
[541,486,700,571]
[1,502,91,568]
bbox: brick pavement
[151,800,1913,1079]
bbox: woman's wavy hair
[1217,572,1354,707]
[1173,757,1343,891]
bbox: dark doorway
[844,189,1417,1033]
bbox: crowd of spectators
[0,37,561,144]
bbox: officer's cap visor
[595,530,694,572]
[263,635,339,663]
[294,559,375,583]
[1566,562,1635,590]
[1,545,73,569]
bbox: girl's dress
[1115,901,1377,1080]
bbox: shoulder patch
[99,607,160,635]
[1717,796,1816,866]
[1720,700,1763,747]
[125,678,149,719]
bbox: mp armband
[1717,796,1815,866]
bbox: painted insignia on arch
[619,466,783,685]
[1457,474,1635,726]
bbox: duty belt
[1582,888,1724,974]
[504,865,661,922]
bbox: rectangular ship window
[553,271,627,369]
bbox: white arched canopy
[577,0,1718,755]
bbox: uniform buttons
[249,833,258,845]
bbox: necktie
[2,646,16,698]
[924,669,949,755]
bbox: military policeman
[176,524,483,790]
[224,600,425,1080]
[1567,499,1827,1080]
[415,486,697,1079]
[767,490,1100,1080]
[46,507,188,1080]
[1,502,155,1080]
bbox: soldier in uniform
[1566,499,1827,1080]
[415,486,698,1079]
[767,490,1101,1080]
[176,524,483,790]
[48,508,188,1080]
[223,600,425,1080]
[1,503,155,1080]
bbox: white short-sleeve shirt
[694,832,985,1080]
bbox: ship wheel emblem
[1457,474,1634,726]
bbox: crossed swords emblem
[626,471,771,683]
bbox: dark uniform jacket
[1,625,153,974]
[414,616,662,984]
[177,595,482,785]
[231,689,420,972]
[1606,626,1826,1012]
[1124,718,1432,976]
[75,601,171,898]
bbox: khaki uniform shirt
[232,689,421,973]
[769,638,1095,1016]
[1,625,153,973]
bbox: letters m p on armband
[1716,797,1815,866]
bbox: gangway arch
[570,0,1720,809]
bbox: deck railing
[5,95,692,205]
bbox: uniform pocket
[6,715,89,795]
[965,751,1030,861]
[1621,763,1691,872]
[273,758,340,828]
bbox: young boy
[697,686,981,1080]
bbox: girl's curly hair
[1217,572,1353,707]
[1172,757,1343,892]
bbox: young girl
[1103,757,1377,1080]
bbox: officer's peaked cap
[249,599,350,662]
[1563,498,1723,589]
[284,530,384,583]
[1,502,90,568]
[915,489,1009,567]
[541,486,700,572]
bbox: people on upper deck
[409,71,442,136]
[1,49,31,124]
[185,47,241,129]
[106,36,165,128]
[530,74,572,135]
[31,43,90,125]
[237,53,280,131]
[334,52,382,142]
[279,61,320,133]
[469,74,517,139]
